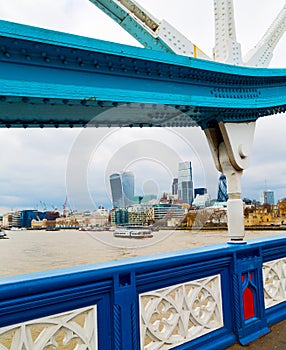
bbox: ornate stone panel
[139,274,223,349]
[263,258,286,308]
[0,305,97,350]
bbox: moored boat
[79,226,115,232]
[0,230,8,239]
[113,228,153,239]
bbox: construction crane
[90,0,286,67]
[62,196,68,217]
[39,201,47,211]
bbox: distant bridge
[0,20,286,129]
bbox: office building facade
[178,162,193,205]
[110,171,135,208]
[260,190,275,205]
[122,171,135,207]
[110,173,123,208]
[194,188,207,198]
[172,178,178,195]
[217,173,228,202]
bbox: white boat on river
[113,228,153,239]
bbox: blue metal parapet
[0,235,285,349]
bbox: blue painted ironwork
[232,248,269,345]
[0,236,286,349]
[0,20,286,128]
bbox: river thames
[1,228,285,277]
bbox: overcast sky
[0,0,285,212]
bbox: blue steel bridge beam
[0,20,286,242]
[0,21,286,128]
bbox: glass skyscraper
[178,161,193,205]
[217,173,228,202]
[260,190,275,205]
[110,171,135,208]
[172,178,178,195]
[122,171,135,207]
[110,173,123,208]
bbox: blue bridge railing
[0,235,285,349]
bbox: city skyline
[0,1,285,212]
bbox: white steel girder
[89,0,210,59]
[213,0,242,65]
[90,0,286,67]
[244,2,286,67]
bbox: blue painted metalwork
[0,20,285,128]
[0,235,285,349]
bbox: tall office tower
[178,162,193,205]
[172,178,178,195]
[110,173,123,208]
[122,171,135,207]
[217,173,228,202]
[260,190,275,205]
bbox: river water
[0,229,285,277]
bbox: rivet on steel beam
[22,97,29,103]
[6,124,11,128]
[43,98,50,104]
[0,96,6,101]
